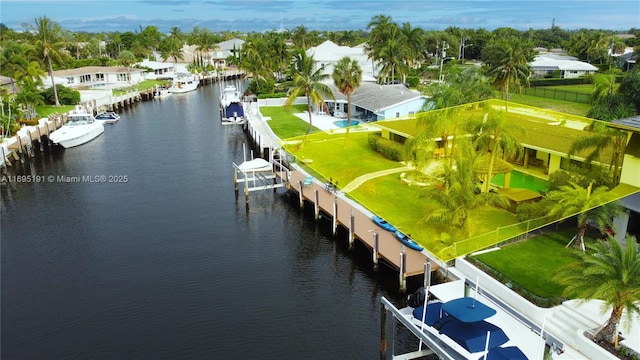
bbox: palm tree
[420,136,509,237]
[284,50,334,136]
[468,109,525,193]
[590,72,617,104]
[569,121,630,185]
[30,16,66,107]
[426,67,495,109]
[376,25,409,84]
[546,182,623,251]
[483,36,534,102]
[554,235,640,346]
[332,56,362,147]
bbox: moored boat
[48,111,104,148]
[220,84,245,124]
[95,111,120,123]
[168,74,199,94]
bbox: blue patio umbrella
[480,346,528,360]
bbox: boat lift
[232,144,290,207]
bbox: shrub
[248,78,275,96]
[405,76,420,88]
[40,84,80,106]
[548,167,613,191]
[368,133,405,161]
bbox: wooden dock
[288,170,439,280]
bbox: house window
[66,77,74,84]
[117,73,129,81]
[396,112,400,118]
[408,111,415,116]
[79,74,91,83]
[95,73,104,82]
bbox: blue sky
[1,0,639,33]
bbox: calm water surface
[1,84,424,359]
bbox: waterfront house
[134,59,175,79]
[325,82,428,121]
[373,99,640,237]
[50,66,145,90]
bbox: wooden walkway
[288,170,439,280]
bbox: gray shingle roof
[328,82,426,113]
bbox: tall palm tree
[376,25,409,84]
[569,121,629,185]
[30,16,66,107]
[469,109,525,193]
[284,50,334,136]
[590,72,617,104]
[160,37,184,66]
[546,182,623,251]
[483,36,534,102]
[554,236,640,345]
[332,56,362,147]
[420,136,509,237]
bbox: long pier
[239,101,444,291]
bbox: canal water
[1,84,425,359]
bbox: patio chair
[303,176,313,187]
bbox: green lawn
[283,130,521,259]
[113,80,170,95]
[36,105,76,117]
[260,104,322,138]
[544,83,620,94]
[470,228,579,299]
[507,93,591,116]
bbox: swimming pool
[491,170,548,193]
[333,120,360,128]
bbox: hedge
[368,133,405,161]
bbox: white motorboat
[48,111,104,148]
[237,158,272,172]
[168,74,199,94]
[156,88,172,99]
[220,84,245,124]
[95,111,120,123]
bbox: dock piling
[372,231,379,271]
[380,303,388,360]
[332,197,338,236]
[348,209,355,249]
[399,246,407,292]
[314,190,319,220]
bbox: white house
[134,59,175,79]
[214,38,245,68]
[530,54,599,79]
[306,40,378,82]
[325,82,427,121]
[50,66,145,90]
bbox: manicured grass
[470,228,578,298]
[506,93,591,116]
[113,80,170,95]
[286,132,399,185]
[282,130,521,259]
[36,105,76,117]
[260,105,322,138]
[545,84,620,94]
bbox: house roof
[530,55,598,71]
[52,66,144,77]
[373,100,616,162]
[327,82,426,113]
[306,40,366,62]
[134,59,175,70]
[217,38,245,51]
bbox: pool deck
[293,111,378,132]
